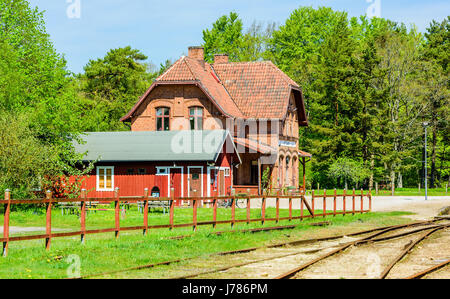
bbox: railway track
[77,219,448,279]
[275,221,450,279]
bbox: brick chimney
[188,46,204,61]
[214,54,229,64]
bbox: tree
[78,46,152,131]
[421,17,450,187]
[202,12,244,63]
[0,0,90,197]
[328,158,371,189]
[202,12,274,62]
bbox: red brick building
[74,46,310,198]
[121,46,310,195]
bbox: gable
[121,54,308,126]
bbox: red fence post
[80,189,87,244]
[288,193,293,222]
[300,193,304,221]
[2,190,11,257]
[311,190,315,218]
[114,187,120,239]
[231,196,236,229]
[276,192,280,223]
[213,198,217,229]
[170,188,175,230]
[246,197,250,225]
[323,189,327,218]
[333,189,337,217]
[45,190,52,250]
[193,199,198,231]
[352,189,356,215]
[261,197,266,225]
[343,189,347,216]
[361,189,364,214]
[143,188,149,235]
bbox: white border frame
[207,167,229,197]
[96,166,115,192]
[187,166,203,197]
[156,166,184,198]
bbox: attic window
[156,107,170,131]
[189,107,203,130]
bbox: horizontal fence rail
[1,188,372,257]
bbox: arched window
[285,156,291,186]
[189,107,203,130]
[151,187,160,198]
[156,107,170,131]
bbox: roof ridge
[156,57,183,81]
[265,60,299,88]
[182,57,199,81]
[210,64,244,117]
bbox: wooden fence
[1,188,372,257]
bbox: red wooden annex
[72,130,241,206]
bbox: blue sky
[27,0,450,74]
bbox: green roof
[74,130,237,162]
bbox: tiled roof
[234,137,277,155]
[122,56,306,122]
[212,61,299,119]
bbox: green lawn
[0,205,415,279]
[308,187,448,197]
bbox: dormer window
[189,107,203,130]
[156,107,170,131]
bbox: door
[170,168,182,206]
[189,168,202,198]
[218,170,225,196]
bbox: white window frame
[96,166,115,192]
[156,167,169,175]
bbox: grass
[308,187,448,197]
[0,205,415,279]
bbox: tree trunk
[397,173,403,189]
[390,170,395,196]
[369,155,375,190]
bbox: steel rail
[274,221,448,279]
[404,259,450,279]
[380,224,450,279]
[75,220,440,279]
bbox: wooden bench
[137,200,170,214]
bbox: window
[127,169,134,175]
[138,168,146,175]
[189,107,203,130]
[151,187,160,198]
[156,167,169,175]
[224,168,230,177]
[97,166,114,191]
[156,107,170,131]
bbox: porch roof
[74,130,240,163]
[298,150,312,158]
[234,137,277,155]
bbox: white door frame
[207,167,230,197]
[157,166,184,198]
